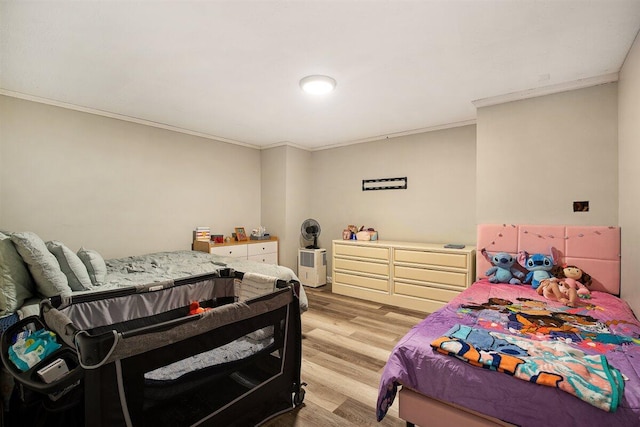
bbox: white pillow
[77,247,107,286]
[0,232,35,315]
[46,240,92,291]
[10,232,72,297]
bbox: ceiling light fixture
[299,75,336,95]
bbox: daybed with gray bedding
[0,231,307,319]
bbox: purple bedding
[377,280,640,426]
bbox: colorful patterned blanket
[377,281,640,426]
[432,324,624,411]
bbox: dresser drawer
[334,244,389,261]
[248,252,278,264]
[209,245,248,258]
[393,265,467,288]
[248,241,277,256]
[393,281,461,304]
[334,272,389,292]
[394,249,468,269]
[334,258,389,277]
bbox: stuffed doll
[537,277,578,307]
[551,264,592,299]
[481,249,524,284]
[518,248,558,290]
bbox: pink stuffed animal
[552,265,592,299]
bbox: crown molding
[0,89,260,149]
[259,141,310,151]
[472,72,619,108]
[312,119,477,151]
[8,73,613,154]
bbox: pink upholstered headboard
[477,224,621,295]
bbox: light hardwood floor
[263,284,427,427]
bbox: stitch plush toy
[518,248,558,290]
[481,249,524,284]
[551,264,592,299]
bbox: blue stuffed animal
[481,249,524,284]
[518,249,557,290]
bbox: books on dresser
[193,226,211,242]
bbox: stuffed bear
[518,248,558,290]
[481,249,524,284]
[551,264,592,299]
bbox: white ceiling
[2,1,640,150]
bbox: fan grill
[301,219,321,249]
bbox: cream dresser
[332,240,475,313]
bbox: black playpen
[1,269,305,426]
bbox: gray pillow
[0,232,35,315]
[10,232,72,297]
[77,247,107,286]
[46,240,92,291]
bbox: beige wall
[311,125,477,275]
[1,64,634,309]
[619,32,640,316]
[260,145,312,271]
[261,145,287,257]
[0,95,261,259]
[285,147,313,271]
[476,83,619,225]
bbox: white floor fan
[298,219,327,287]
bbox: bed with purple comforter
[377,279,640,426]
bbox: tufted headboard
[477,224,621,295]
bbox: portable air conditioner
[298,248,327,288]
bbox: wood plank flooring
[263,284,428,427]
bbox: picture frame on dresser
[234,227,247,241]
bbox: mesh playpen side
[39,273,304,427]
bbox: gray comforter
[19,250,308,317]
